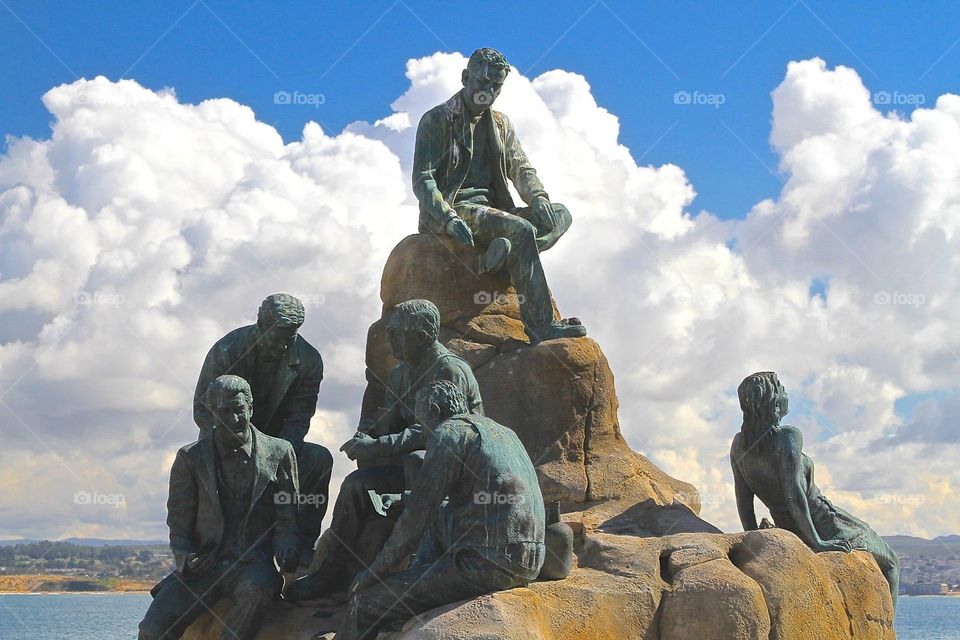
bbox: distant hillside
[0,538,165,547]
[884,535,960,558]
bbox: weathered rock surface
[183,233,896,639]
[183,519,895,640]
[368,234,699,512]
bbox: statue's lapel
[248,428,278,511]
[198,436,220,507]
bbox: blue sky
[2,1,958,221]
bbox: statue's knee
[234,580,277,607]
[301,442,333,473]
[552,203,572,233]
[137,620,162,640]
[505,218,537,247]
[341,469,365,494]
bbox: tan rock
[660,558,771,640]
[183,514,896,640]
[731,529,857,640]
[379,233,559,324]
[470,336,699,510]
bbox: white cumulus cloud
[0,54,957,541]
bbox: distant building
[901,582,949,596]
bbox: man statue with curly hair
[413,47,586,343]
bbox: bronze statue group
[138,49,898,640]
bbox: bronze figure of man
[139,375,300,640]
[336,380,545,640]
[413,47,587,343]
[285,299,483,602]
[193,293,332,563]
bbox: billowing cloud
[0,54,957,541]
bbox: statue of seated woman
[730,371,899,607]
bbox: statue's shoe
[526,319,588,344]
[477,236,511,275]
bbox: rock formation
[184,234,896,639]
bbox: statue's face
[415,396,442,434]
[257,323,298,362]
[463,62,507,112]
[386,315,430,362]
[775,380,789,419]
[211,392,252,439]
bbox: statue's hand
[186,551,217,576]
[275,544,299,573]
[445,215,475,246]
[816,538,853,553]
[339,432,378,462]
[530,195,557,233]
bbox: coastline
[0,590,150,595]
[0,575,154,594]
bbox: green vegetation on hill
[0,540,173,583]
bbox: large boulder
[368,234,699,512]
[183,517,894,640]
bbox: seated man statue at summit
[194,293,332,565]
[139,375,300,640]
[335,380,545,640]
[413,47,587,343]
[285,299,483,602]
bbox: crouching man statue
[336,380,545,640]
[139,375,300,640]
[413,47,586,343]
[194,293,332,563]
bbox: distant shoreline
[0,575,155,594]
[0,590,150,595]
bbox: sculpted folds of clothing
[165,427,300,573]
[367,348,483,467]
[340,415,545,640]
[373,415,545,579]
[413,91,548,234]
[140,428,299,640]
[192,324,323,447]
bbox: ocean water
[0,593,151,639]
[895,596,960,640]
[0,592,954,638]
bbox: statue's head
[415,379,469,434]
[386,299,440,362]
[462,48,510,113]
[737,371,788,425]
[256,293,305,362]
[207,374,253,439]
